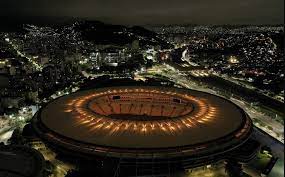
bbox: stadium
[32,86,256,176]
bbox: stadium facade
[32,86,258,176]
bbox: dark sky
[0,0,284,25]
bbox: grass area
[186,170,228,177]
[248,151,272,172]
[184,165,228,177]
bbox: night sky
[0,0,284,25]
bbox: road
[31,141,74,177]
[5,36,42,71]
[138,64,284,144]
[214,73,283,103]
[230,97,283,143]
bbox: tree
[8,128,26,145]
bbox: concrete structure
[32,86,256,176]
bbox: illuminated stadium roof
[34,86,252,159]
